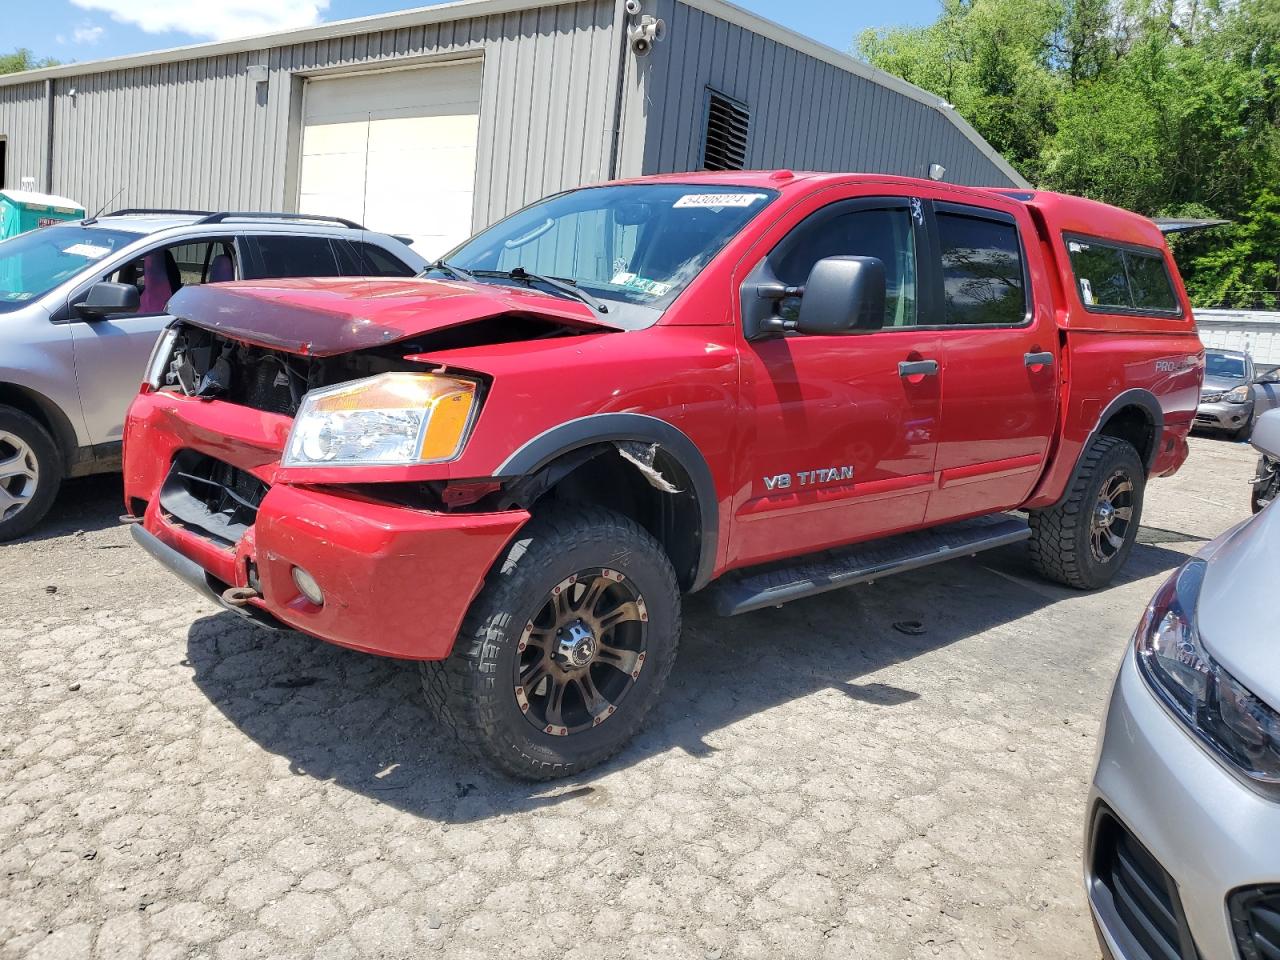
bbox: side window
[1066,236,1180,314]
[1066,240,1128,308]
[341,241,416,278]
[772,204,918,328]
[935,209,1027,326]
[247,235,342,279]
[1124,249,1178,312]
[108,239,237,315]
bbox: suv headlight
[1225,384,1251,404]
[282,372,479,467]
[1136,559,1280,785]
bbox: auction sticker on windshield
[611,272,673,297]
[62,243,113,259]
[673,193,768,209]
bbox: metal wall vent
[702,90,749,171]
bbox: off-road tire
[420,504,681,780]
[1028,435,1145,590]
[0,406,62,542]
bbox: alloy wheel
[1090,469,1135,563]
[514,568,649,737]
[0,431,39,523]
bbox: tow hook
[222,586,260,607]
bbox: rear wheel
[0,407,62,542]
[1028,436,1145,589]
[421,504,681,780]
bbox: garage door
[298,61,482,259]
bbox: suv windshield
[1206,353,1247,379]
[442,184,779,329]
[0,225,142,313]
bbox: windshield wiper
[473,267,610,314]
[422,259,476,283]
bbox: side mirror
[795,256,886,336]
[1253,408,1280,459]
[74,281,141,321]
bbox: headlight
[1225,385,1251,404]
[145,326,178,389]
[1136,559,1280,785]
[282,372,478,467]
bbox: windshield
[0,225,142,313]
[443,184,779,329]
[1206,353,1248,380]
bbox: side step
[708,514,1031,616]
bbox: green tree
[855,0,1280,308]
[0,49,59,76]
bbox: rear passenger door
[922,201,1059,523]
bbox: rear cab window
[934,205,1029,326]
[1065,235,1180,316]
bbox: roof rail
[105,208,216,217]
[101,209,367,230]
[196,211,366,229]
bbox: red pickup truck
[124,171,1204,779]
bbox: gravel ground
[0,434,1259,960]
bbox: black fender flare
[1044,388,1166,509]
[1086,388,1164,472]
[496,413,719,591]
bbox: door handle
[898,359,939,378]
[1024,351,1055,368]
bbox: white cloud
[74,23,106,44]
[69,0,330,42]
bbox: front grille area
[1090,808,1200,960]
[1230,887,1280,960]
[159,451,268,545]
[1195,413,1217,424]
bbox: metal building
[1196,309,1280,366]
[0,0,1025,258]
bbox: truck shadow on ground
[185,531,1195,825]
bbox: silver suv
[0,211,427,539]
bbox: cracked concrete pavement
[0,435,1260,959]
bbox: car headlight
[145,326,179,390]
[282,372,479,467]
[1225,385,1251,404]
[1135,559,1280,785]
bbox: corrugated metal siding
[635,0,1016,186]
[1197,310,1280,365]
[21,0,619,229]
[0,82,49,190]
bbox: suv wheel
[0,407,62,542]
[421,505,681,780]
[1028,435,1145,590]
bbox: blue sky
[11,0,940,66]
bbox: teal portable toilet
[0,190,86,241]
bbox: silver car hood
[1202,374,1247,393]
[1198,503,1280,707]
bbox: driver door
[67,238,239,446]
[729,191,942,568]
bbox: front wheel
[421,504,681,780]
[1028,436,1145,590]
[0,407,62,542]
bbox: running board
[709,514,1031,616]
